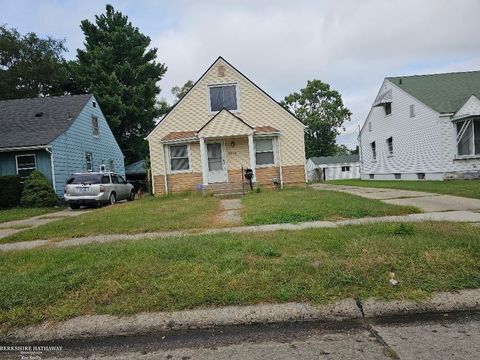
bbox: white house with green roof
[307,155,360,181]
[359,70,480,180]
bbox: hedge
[0,175,22,209]
[20,171,58,208]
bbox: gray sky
[2,0,480,148]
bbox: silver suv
[64,172,135,209]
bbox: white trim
[205,140,228,183]
[162,144,168,194]
[248,134,256,181]
[254,137,276,168]
[45,148,56,192]
[167,143,192,174]
[199,137,208,185]
[206,82,241,114]
[91,116,100,138]
[15,153,37,177]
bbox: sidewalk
[1,209,480,252]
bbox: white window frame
[92,116,100,137]
[85,152,93,171]
[254,137,276,168]
[207,82,240,114]
[384,102,392,116]
[386,137,393,156]
[456,118,480,158]
[341,166,350,172]
[168,143,192,174]
[15,154,37,178]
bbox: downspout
[277,135,284,189]
[162,144,169,194]
[45,147,57,194]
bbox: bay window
[456,119,480,156]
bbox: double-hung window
[92,116,99,136]
[170,144,190,172]
[208,84,238,112]
[371,141,376,160]
[456,119,480,156]
[16,154,36,180]
[85,152,93,171]
[255,138,275,166]
[386,137,393,155]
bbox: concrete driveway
[312,183,480,212]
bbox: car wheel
[127,190,135,201]
[109,192,116,205]
[69,203,80,210]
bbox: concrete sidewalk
[1,209,480,252]
[312,183,480,212]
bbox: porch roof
[161,131,197,143]
[197,108,253,138]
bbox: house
[0,94,125,197]
[306,154,360,181]
[147,57,306,194]
[359,70,480,180]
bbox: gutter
[0,145,48,153]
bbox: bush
[20,171,58,208]
[0,176,22,209]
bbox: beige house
[147,57,306,195]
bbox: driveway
[312,183,480,212]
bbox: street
[2,311,478,359]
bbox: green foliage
[262,246,282,257]
[0,176,21,209]
[73,4,167,163]
[389,223,416,236]
[171,80,194,103]
[0,25,69,100]
[282,79,352,158]
[20,171,58,208]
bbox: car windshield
[67,174,110,184]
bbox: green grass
[0,207,61,224]
[1,194,220,244]
[1,222,478,332]
[329,179,480,199]
[241,188,419,225]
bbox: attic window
[208,84,238,112]
[35,112,44,117]
[92,101,97,108]
[92,116,99,137]
[384,102,392,115]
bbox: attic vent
[218,65,225,77]
[35,112,44,117]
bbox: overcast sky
[2,0,480,148]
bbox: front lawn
[241,188,419,225]
[0,207,61,224]
[1,194,220,243]
[1,222,478,332]
[329,179,480,199]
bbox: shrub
[20,171,58,208]
[390,223,416,236]
[0,176,22,209]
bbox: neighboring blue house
[0,94,125,197]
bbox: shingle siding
[50,96,125,196]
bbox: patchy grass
[1,194,220,243]
[241,188,419,225]
[329,179,480,199]
[0,207,61,224]
[0,221,478,332]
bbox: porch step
[203,183,250,196]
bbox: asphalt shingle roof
[125,160,147,175]
[387,70,480,114]
[0,94,92,149]
[309,154,359,165]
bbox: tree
[0,25,69,100]
[74,4,167,162]
[171,80,194,103]
[282,79,352,158]
[334,144,350,156]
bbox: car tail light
[100,185,106,192]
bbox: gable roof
[309,154,359,165]
[0,94,92,150]
[387,70,480,114]
[197,108,253,137]
[146,56,303,140]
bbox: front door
[207,142,227,183]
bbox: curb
[3,288,480,343]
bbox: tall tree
[282,79,351,158]
[0,25,69,100]
[171,80,194,103]
[75,4,167,162]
